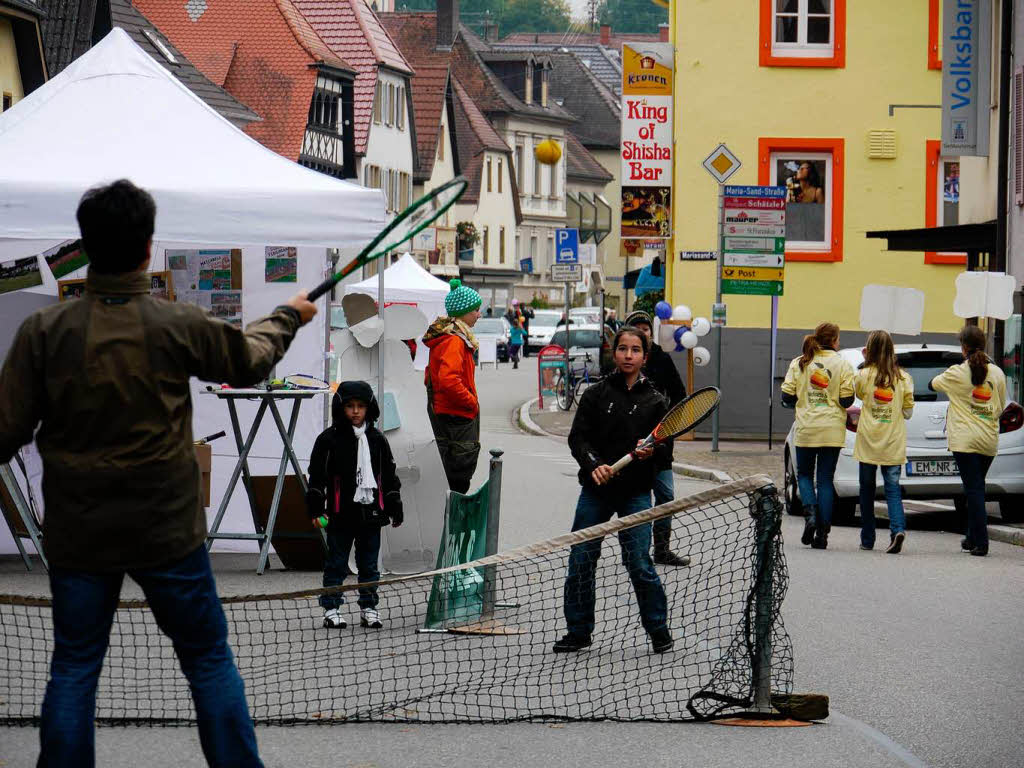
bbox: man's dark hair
[76,180,156,273]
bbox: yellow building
[669,0,960,337]
[0,1,46,114]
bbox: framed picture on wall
[57,278,86,301]
[148,270,175,301]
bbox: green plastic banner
[424,481,490,629]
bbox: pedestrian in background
[854,330,914,554]
[423,279,483,494]
[781,322,855,550]
[624,310,690,567]
[930,325,1007,556]
[509,320,526,369]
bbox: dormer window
[540,68,549,107]
[525,62,533,105]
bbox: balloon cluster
[654,301,712,365]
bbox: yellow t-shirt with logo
[930,361,1007,456]
[782,350,855,448]
[853,366,914,465]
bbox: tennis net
[0,475,791,724]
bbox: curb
[672,461,732,484]
[989,524,1024,547]
[516,398,549,437]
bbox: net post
[749,484,782,714]
[481,448,504,617]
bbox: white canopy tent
[346,253,451,370]
[0,29,389,558]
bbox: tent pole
[378,251,385,399]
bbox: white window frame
[772,0,834,59]
[936,156,964,258]
[768,150,832,252]
[497,157,503,193]
[373,82,382,124]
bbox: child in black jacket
[307,381,403,629]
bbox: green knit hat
[445,279,482,317]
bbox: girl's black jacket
[306,389,402,527]
[568,371,670,499]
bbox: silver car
[783,345,1024,525]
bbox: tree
[596,0,667,35]
[396,0,573,37]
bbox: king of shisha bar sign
[620,43,673,240]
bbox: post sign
[941,0,992,156]
[621,43,673,239]
[555,228,579,263]
[551,263,583,282]
[720,185,786,296]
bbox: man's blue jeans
[321,523,381,610]
[953,451,994,553]
[652,468,674,538]
[794,446,840,527]
[38,545,262,768]
[858,463,906,548]
[563,486,668,638]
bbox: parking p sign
[555,229,579,264]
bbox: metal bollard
[481,448,503,617]
[749,485,782,713]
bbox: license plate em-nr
[906,459,959,477]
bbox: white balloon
[692,316,711,337]
[693,346,711,366]
[681,330,698,349]
[672,304,693,322]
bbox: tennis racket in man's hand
[608,387,722,477]
[305,176,468,303]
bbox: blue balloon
[654,301,672,320]
[673,326,687,343]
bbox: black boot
[811,523,830,550]
[801,505,817,546]
[653,523,691,566]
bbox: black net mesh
[0,476,791,725]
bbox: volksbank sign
[941,0,992,157]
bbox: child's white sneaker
[360,608,383,629]
[323,608,347,629]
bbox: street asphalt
[2,356,1022,767]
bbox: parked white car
[783,345,1024,525]
[474,316,511,362]
[547,324,613,375]
[527,309,562,351]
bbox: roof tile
[565,132,613,184]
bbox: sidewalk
[523,398,1024,546]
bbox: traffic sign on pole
[721,185,786,297]
[551,263,582,282]
[555,228,579,264]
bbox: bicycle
[554,353,602,411]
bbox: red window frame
[924,139,966,265]
[758,137,844,262]
[928,0,942,70]
[759,0,846,68]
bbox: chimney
[599,24,611,46]
[437,0,459,50]
[658,23,669,43]
[483,20,498,43]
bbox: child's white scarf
[352,423,377,504]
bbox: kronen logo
[627,73,668,86]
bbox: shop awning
[866,221,996,252]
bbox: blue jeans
[321,523,381,610]
[953,451,994,552]
[859,463,906,548]
[563,487,668,637]
[794,446,841,527]
[652,468,674,538]
[39,546,262,768]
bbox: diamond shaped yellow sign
[702,144,741,184]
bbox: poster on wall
[0,257,43,295]
[166,248,243,312]
[211,290,243,327]
[42,240,89,280]
[265,246,297,283]
[148,271,175,301]
[620,42,673,239]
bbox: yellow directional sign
[720,266,785,281]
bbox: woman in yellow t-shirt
[781,322,855,550]
[854,331,915,554]
[930,325,1007,557]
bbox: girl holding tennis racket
[556,326,673,654]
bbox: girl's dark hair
[798,322,840,371]
[864,330,900,389]
[959,325,989,386]
[613,326,650,357]
[800,161,823,190]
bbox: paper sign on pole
[859,285,925,336]
[952,271,1017,319]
